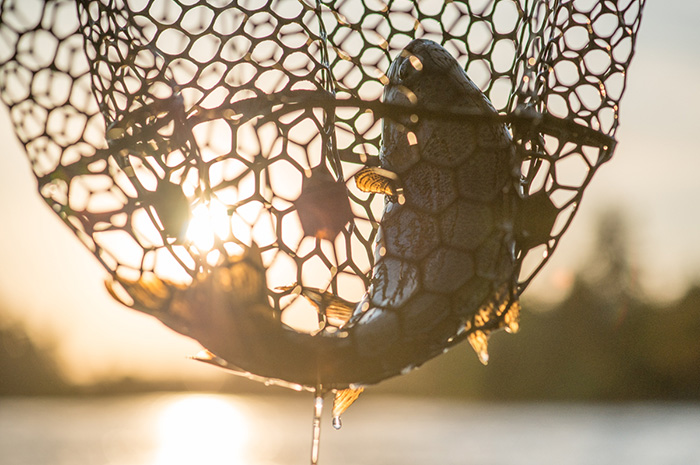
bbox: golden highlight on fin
[463,283,521,365]
[332,387,364,419]
[503,301,521,334]
[354,166,400,197]
[467,330,490,365]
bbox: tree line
[2,211,699,400]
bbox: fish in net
[0,0,645,461]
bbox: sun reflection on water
[154,394,250,465]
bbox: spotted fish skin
[111,39,518,389]
[350,38,517,367]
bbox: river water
[2,393,699,465]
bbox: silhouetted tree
[0,311,68,396]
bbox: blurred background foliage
[3,209,699,401]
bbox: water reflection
[3,393,700,465]
[154,394,249,465]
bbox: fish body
[111,39,518,389]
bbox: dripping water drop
[400,365,415,375]
[311,394,324,465]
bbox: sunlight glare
[186,199,230,251]
[154,394,250,465]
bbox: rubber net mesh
[0,0,644,336]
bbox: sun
[186,198,231,252]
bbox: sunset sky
[0,1,698,384]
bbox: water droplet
[311,394,323,465]
[400,365,415,375]
[332,387,363,427]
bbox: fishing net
[0,0,645,378]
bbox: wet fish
[109,39,520,390]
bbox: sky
[0,1,699,384]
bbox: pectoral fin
[354,166,402,198]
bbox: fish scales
[112,39,518,389]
